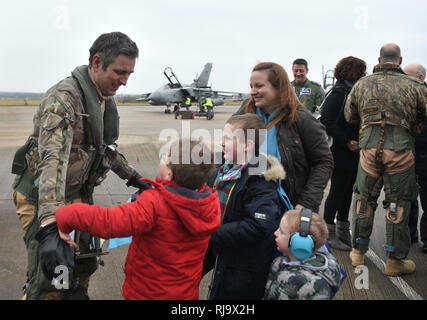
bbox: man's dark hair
[89,32,139,70]
[293,58,308,69]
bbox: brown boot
[349,248,364,266]
[384,258,416,277]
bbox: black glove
[35,222,75,287]
[126,172,152,191]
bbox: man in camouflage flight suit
[291,58,325,113]
[11,32,149,299]
[344,43,427,276]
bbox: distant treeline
[0,92,142,101]
[115,94,143,102]
[0,92,44,99]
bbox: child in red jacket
[56,139,220,300]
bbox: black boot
[336,220,352,248]
[327,223,351,251]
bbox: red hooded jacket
[56,178,221,300]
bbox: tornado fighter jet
[137,63,249,117]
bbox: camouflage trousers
[14,191,98,300]
[351,163,417,260]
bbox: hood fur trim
[263,155,286,181]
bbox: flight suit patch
[300,88,312,95]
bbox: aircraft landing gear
[164,105,172,114]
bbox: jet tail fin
[192,63,212,87]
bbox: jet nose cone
[148,91,162,105]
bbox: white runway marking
[365,249,423,300]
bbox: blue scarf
[256,108,293,211]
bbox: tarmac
[0,104,426,300]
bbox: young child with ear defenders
[264,209,343,300]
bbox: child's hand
[59,229,78,249]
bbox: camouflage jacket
[264,248,342,300]
[291,79,325,113]
[19,65,136,222]
[344,63,427,135]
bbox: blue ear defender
[289,208,315,260]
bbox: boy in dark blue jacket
[203,113,284,300]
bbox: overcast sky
[1,0,426,95]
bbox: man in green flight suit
[344,43,427,276]
[291,58,325,113]
[11,32,150,300]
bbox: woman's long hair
[245,62,303,129]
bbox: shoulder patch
[41,112,65,131]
